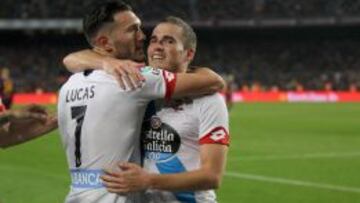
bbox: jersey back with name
[57,67,176,203]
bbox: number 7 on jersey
[71,105,87,167]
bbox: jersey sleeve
[198,94,230,146]
[139,66,177,100]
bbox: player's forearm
[174,68,225,98]
[0,124,28,149]
[0,126,11,148]
[194,68,225,93]
[0,131,24,149]
[1,129,51,149]
[63,49,105,73]
[147,169,222,191]
[0,120,57,149]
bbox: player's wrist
[144,173,156,190]
[101,57,113,71]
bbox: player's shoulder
[59,70,117,93]
[193,93,228,122]
[66,70,118,85]
[192,93,227,115]
[195,93,226,106]
[59,72,82,91]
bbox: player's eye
[165,39,175,44]
[149,38,157,44]
[127,25,140,33]
[135,26,142,32]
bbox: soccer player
[0,104,57,149]
[58,2,224,203]
[64,15,229,203]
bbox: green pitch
[0,103,359,203]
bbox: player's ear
[186,48,195,62]
[95,35,113,52]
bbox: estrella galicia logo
[142,115,181,162]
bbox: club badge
[150,115,162,129]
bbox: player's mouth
[151,53,165,60]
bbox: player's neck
[176,64,188,73]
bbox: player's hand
[26,114,58,135]
[8,105,49,123]
[10,109,58,137]
[23,104,49,116]
[101,162,151,194]
[102,57,145,90]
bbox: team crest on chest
[150,115,162,129]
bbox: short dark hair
[160,16,197,50]
[83,1,132,45]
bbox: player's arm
[148,144,227,191]
[63,49,145,90]
[63,49,104,72]
[0,112,12,126]
[0,105,47,127]
[140,68,225,101]
[102,144,227,192]
[173,68,225,98]
[64,50,225,95]
[0,105,57,149]
[148,140,228,190]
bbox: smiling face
[147,23,194,73]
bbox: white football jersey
[141,93,230,203]
[57,67,176,203]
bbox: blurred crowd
[0,33,359,93]
[0,0,359,93]
[195,38,360,92]
[1,0,359,19]
[0,41,70,93]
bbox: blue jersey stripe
[156,155,196,203]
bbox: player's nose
[137,29,146,41]
[149,41,164,52]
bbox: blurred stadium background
[0,0,360,203]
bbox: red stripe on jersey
[162,70,177,101]
[199,126,230,146]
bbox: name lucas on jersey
[66,85,95,103]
